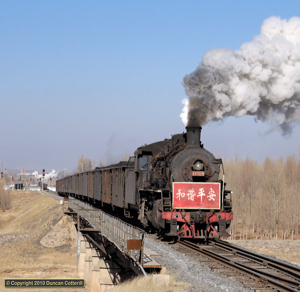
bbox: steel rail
[205,241,300,289]
[178,240,300,292]
[213,239,300,278]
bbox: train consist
[57,126,233,240]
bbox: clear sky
[1,0,300,172]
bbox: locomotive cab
[134,126,233,240]
[57,125,233,242]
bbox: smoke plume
[181,16,300,133]
[44,170,58,180]
[32,170,57,179]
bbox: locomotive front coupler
[165,218,178,237]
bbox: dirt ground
[0,190,88,292]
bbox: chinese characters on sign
[173,182,220,209]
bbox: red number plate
[173,182,220,209]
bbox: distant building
[14,183,24,190]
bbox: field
[0,190,88,292]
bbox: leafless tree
[224,154,300,240]
[121,154,131,161]
[98,158,104,167]
[77,154,93,173]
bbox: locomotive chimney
[186,126,202,147]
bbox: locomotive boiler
[57,126,233,240]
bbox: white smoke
[181,16,300,134]
[32,171,39,178]
[31,170,57,180]
[44,169,57,180]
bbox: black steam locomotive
[57,126,233,240]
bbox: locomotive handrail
[221,161,225,210]
[57,126,233,242]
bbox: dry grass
[260,250,300,266]
[228,240,300,267]
[247,246,300,267]
[0,190,88,292]
[0,180,11,211]
[109,272,190,292]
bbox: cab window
[139,156,148,170]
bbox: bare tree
[121,154,131,161]
[98,158,104,167]
[224,154,300,241]
[77,154,93,173]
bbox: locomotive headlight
[193,160,203,171]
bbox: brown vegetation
[0,180,11,211]
[224,155,300,240]
[77,154,93,172]
[0,190,185,291]
[0,190,86,292]
[77,153,131,173]
[227,240,300,266]
[109,271,189,292]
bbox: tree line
[224,155,300,240]
[76,153,299,240]
[76,154,130,173]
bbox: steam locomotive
[57,126,233,240]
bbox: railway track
[178,239,300,291]
[54,193,300,290]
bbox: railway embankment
[0,190,88,292]
[2,190,299,292]
[0,191,186,292]
[144,235,251,292]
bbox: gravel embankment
[144,236,251,292]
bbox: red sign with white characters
[172,182,221,209]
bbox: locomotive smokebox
[186,126,202,147]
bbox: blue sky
[1,0,300,172]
